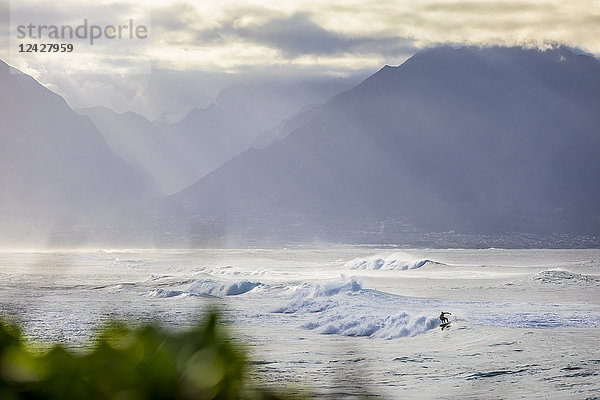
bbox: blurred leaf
[0,311,304,399]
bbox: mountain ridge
[0,59,151,243]
[165,45,600,241]
[78,80,354,194]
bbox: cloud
[388,0,600,53]
[4,0,599,72]
[232,12,362,56]
[4,0,151,74]
[151,3,199,31]
[144,0,600,69]
[420,1,555,14]
[232,12,417,57]
[0,0,9,50]
[10,0,142,27]
[150,5,417,58]
[1,0,599,121]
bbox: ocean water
[1,247,599,398]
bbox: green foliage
[0,312,300,399]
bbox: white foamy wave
[199,265,270,277]
[344,253,433,270]
[274,278,438,338]
[274,278,362,313]
[302,312,439,339]
[298,278,362,297]
[532,269,599,285]
[503,269,600,288]
[188,279,264,296]
[145,288,189,298]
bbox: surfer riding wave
[440,311,451,324]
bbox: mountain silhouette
[168,46,600,240]
[0,60,150,241]
[79,80,352,194]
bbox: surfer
[439,311,451,324]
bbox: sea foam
[532,269,599,286]
[275,278,438,339]
[344,252,433,270]
[146,288,188,298]
[188,279,264,296]
[503,268,600,288]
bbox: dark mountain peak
[0,58,30,75]
[409,44,600,77]
[335,44,600,112]
[375,45,595,76]
[168,44,600,240]
[0,60,76,124]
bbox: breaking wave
[146,288,189,298]
[143,279,264,298]
[188,279,264,296]
[302,312,439,338]
[344,253,438,270]
[274,278,438,339]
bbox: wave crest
[188,279,264,296]
[303,312,439,339]
[145,288,188,298]
[344,253,435,270]
[275,278,361,313]
[275,278,437,339]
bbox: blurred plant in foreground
[0,311,303,399]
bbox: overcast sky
[1,0,599,119]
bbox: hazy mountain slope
[169,46,600,239]
[0,60,150,233]
[77,106,200,194]
[79,80,354,194]
[251,104,322,149]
